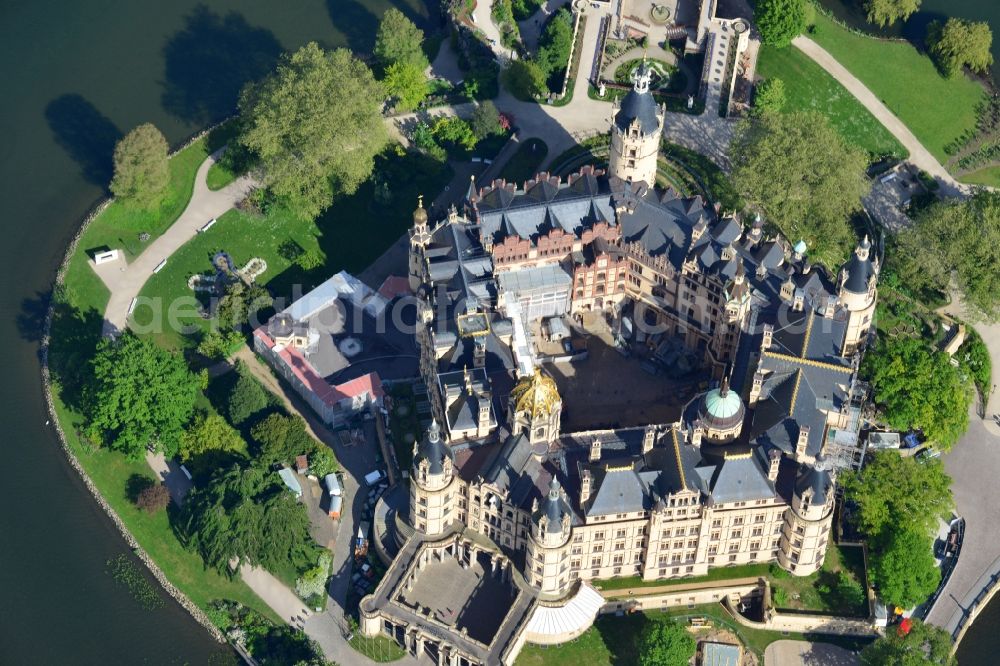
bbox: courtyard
[543,311,708,431]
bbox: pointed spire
[428,418,440,443]
[548,476,561,500]
[720,375,730,398]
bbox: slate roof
[842,240,876,294]
[415,421,453,475]
[614,89,660,135]
[794,464,833,505]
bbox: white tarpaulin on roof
[524,582,604,639]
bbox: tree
[752,77,786,116]
[841,450,953,539]
[755,0,806,48]
[865,0,920,28]
[250,413,315,465]
[504,59,548,101]
[238,43,388,220]
[228,368,271,425]
[928,18,994,78]
[861,336,970,449]
[731,111,867,265]
[638,618,696,666]
[536,8,574,78]
[196,329,243,360]
[179,411,247,462]
[183,464,317,574]
[861,619,955,666]
[871,526,941,609]
[895,190,1000,318]
[135,483,172,513]
[86,332,202,459]
[216,281,272,332]
[432,116,477,152]
[470,101,504,140]
[383,61,428,112]
[374,8,428,72]
[110,123,170,209]
[295,551,332,599]
[309,445,338,478]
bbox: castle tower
[525,477,573,597]
[408,195,432,291]
[409,420,456,536]
[509,368,562,445]
[838,236,879,355]
[778,461,835,576]
[608,61,664,187]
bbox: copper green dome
[699,378,745,432]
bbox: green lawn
[961,165,1000,187]
[757,45,906,159]
[349,633,406,662]
[499,138,549,185]
[595,561,772,593]
[596,544,867,617]
[131,149,453,350]
[807,12,985,164]
[206,160,238,191]
[514,604,873,665]
[51,391,278,623]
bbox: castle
[359,64,878,665]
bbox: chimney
[749,370,765,404]
[473,338,486,368]
[795,425,810,460]
[761,324,773,352]
[580,469,592,505]
[589,437,602,462]
[478,393,492,434]
[767,449,781,482]
[643,425,657,454]
[691,423,703,448]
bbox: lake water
[820,0,999,660]
[0,0,431,662]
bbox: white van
[364,470,386,487]
[324,473,342,497]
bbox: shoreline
[38,121,232,645]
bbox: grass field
[807,12,984,164]
[961,165,1000,187]
[757,44,906,159]
[206,160,238,191]
[499,138,549,185]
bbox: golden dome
[413,195,428,225]
[511,368,561,418]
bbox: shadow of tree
[126,473,155,503]
[41,294,105,410]
[324,0,381,56]
[594,611,650,665]
[161,5,283,124]
[43,94,122,186]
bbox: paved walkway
[925,405,1000,635]
[145,451,192,504]
[791,36,968,198]
[240,564,313,627]
[764,639,860,666]
[95,149,256,336]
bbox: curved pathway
[925,405,1000,638]
[791,36,968,198]
[96,149,256,336]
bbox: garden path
[791,36,970,197]
[97,149,256,337]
